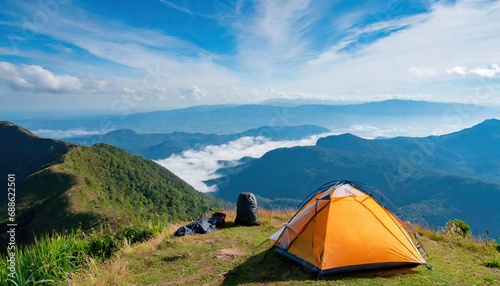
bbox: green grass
[66,210,500,286]
[0,221,168,285]
[484,256,500,269]
[1,231,87,285]
[3,210,499,285]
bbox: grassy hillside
[1,144,227,244]
[0,123,227,245]
[67,209,500,286]
[58,144,226,223]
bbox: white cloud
[32,128,111,139]
[155,111,487,193]
[155,133,332,192]
[23,5,242,92]
[157,0,236,21]
[0,61,82,92]
[445,63,500,78]
[122,87,135,94]
[469,63,500,78]
[81,73,108,91]
[337,124,431,139]
[293,0,500,102]
[446,66,467,75]
[158,0,194,16]
[0,61,110,94]
[373,93,431,101]
[306,40,352,66]
[408,67,439,77]
[233,0,317,77]
[179,85,207,101]
[307,10,430,67]
[3,0,500,110]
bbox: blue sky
[0,0,499,115]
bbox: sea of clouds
[155,133,333,192]
[153,119,481,193]
[32,120,479,194]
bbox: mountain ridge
[0,121,72,182]
[213,119,500,237]
[66,125,329,159]
[0,123,226,244]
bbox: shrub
[1,224,161,285]
[116,226,154,244]
[484,256,500,269]
[445,219,471,237]
[85,234,121,260]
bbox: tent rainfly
[269,180,427,275]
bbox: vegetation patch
[66,210,500,286]
[85,233,120,261]
[445,219,471,237]
[484,256,500,269]
[3,212,500,285]
[1,231,86,285]
[1,142,227,247]
[116,226,155,244]
[0,222,167,285]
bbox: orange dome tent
[270,180,427,275]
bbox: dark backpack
[234,192,260,226]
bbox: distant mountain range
[0,121,225,244]
[11,100,499,136]
[3,116,500,242]
[315,119,500,184]
[211,119,500,238]
[65,125,329,159]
